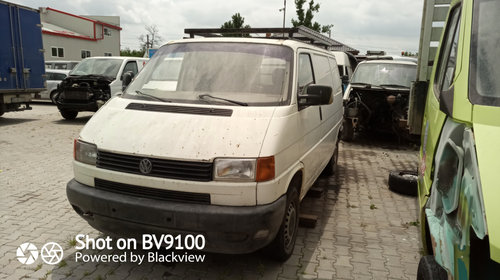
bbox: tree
[138,25,163,51]
[291,0,332,34]
[221,13,251,37]
[120,48,145,57]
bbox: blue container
[0,0,45,93]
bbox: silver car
[38,69,70,103]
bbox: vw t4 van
[67,27,344,261]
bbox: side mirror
[121,71,134,92]
[298,85,333,109]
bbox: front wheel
[50,90,59,104]
[266,185,300,261]
[60,110,78,120]
[417,255,448,280]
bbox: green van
[417,0,500,279]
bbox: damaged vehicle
[416,0,500,279]
[55,57,148,120]
[342,60,417,140]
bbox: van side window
[435,6,461,98]
[337,66,344,76]
[123,61,139,76]
[312,55,334,89]
[298,53,315,95]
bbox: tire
[341,119,354,141]
[266,183,300,261]
[417,255,448,280]
[60,110,78,120]
[388,170,418,196]
[322,141,339,176]
[50,90,59,104]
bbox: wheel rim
[283,201,297,249]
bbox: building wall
[43,27,120,61]
[40,8,94,38]
[40,8,121,61]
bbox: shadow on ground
[52,116,92,125]
[0,117,38,127]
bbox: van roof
[358,59,417,66]
[165,37,334,55]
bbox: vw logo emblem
[139,158,153,174]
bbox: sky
[11,0,424,55]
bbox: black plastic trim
[126,103,233,117]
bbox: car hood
[79,97,275,161]
[473,106,500,262]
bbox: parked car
[45,60,79,70]
[34,69,69,103]
[66,29,344,261]
[341,60,417,140]
[416,0,500,278]
[54,56,148,120]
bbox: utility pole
[279,0,286,37]
[146,34,150,49]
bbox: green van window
[434,5,461,99]
[470,0,500,106]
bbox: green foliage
[221,13,251,37]
[401,51,418,57]
[291,0,332,34]
[120,48,145,57]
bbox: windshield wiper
[379,84,410,89]
[135,90,171,103]
[198,94,248,106]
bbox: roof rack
[184,26,339,49]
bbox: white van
[55,56,148,119]
[67,36,343,261]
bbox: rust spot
[431,235,437,253]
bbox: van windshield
[470,0,500,106]
[351,62,416,88]
[69,59,121,79]
[124,42,293,106]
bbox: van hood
[79,97,275,161]
[473,120,500,262]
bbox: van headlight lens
[213,156,275,182]
[214,159,256,181]
[74,139,97,165]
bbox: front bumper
[56,101,98,112]
[66,179,286,254]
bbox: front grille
[96,151,213,182]
[94,178,211,204]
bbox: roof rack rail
[184,26,338,49]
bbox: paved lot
[0,104,421,279]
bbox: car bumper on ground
[66,179,286,254]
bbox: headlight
[214,159,256,181]
[74,139,97,165]
[213,156,275,182]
